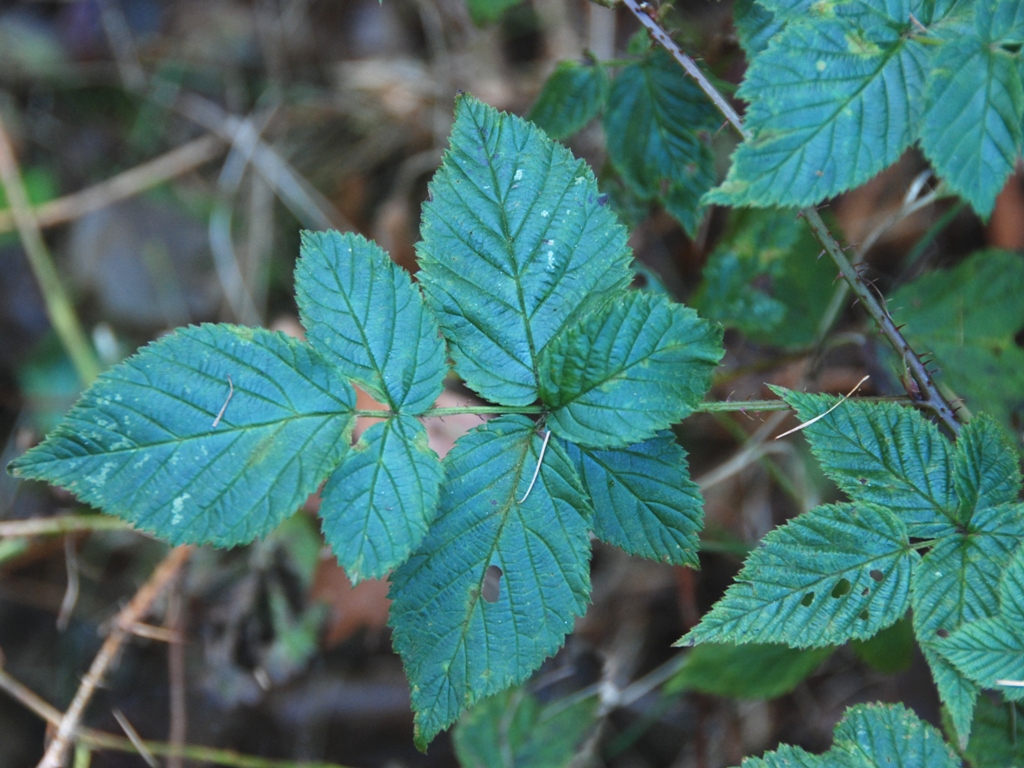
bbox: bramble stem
[620,0,961,435]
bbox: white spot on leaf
[171,493,191,526]
[514,169,524,181]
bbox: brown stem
[36,545,194,768]
[620,0,961,434]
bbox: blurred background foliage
[0,1,1021,766]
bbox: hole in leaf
[482,565,503,603]
[1016,327,1024,348]
[861,588,869,596]
[858,477,868,485]
[869,569,884,582]
[858,609,870,621]
[800,592,815,607]
[936,628,950,639]
[831,579,851,598]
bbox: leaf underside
[9,325,355,546]
[388,415,593,748]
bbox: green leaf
[976,0,1024,40]
[667,643,833,699]
[951,697,1024,768]
[911,504,1024,741]
[318,414,442,582]
[540,291,723,449]
[604,48,719,235]
[693,208,836,349]
[564,432,703,566]
[453,686,598,768]
[417,94,633,406]
[8,325,355,546]
[890,250,1024,449]
[919,37,1023,216]
[388,415,592,747]
[295,230,446,414]
[937,542,1024,701]
[680,503,915,648]
[953,414,1022,523]
[742,703,960,767]
[528,60,609,140]
[778,390,958,537]
[466,0,523,25]
[733,0,785,57]
[851,614,914,674]
[831,703,961,767]
[707,4,928,208]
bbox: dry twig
[36,545,194,768]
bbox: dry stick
[165,579,187,768]
[0,662,358,768]
[0,516,132,538]
[0,105,102,386]
[0,135,226,235]
[36,545,194,768]
[621,0,961,435]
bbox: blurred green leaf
[852,615,914,674]
[528,60,609,140]
[667,643,832,699]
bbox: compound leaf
[295,230,446,414]
[528,60,609,140]
[604,48,719,235]
[319,414,442,583]
[388,415,592,747]
[418,94,633,406]
[454,686,598,768]
[707,4,928,208]
[919,36,1024,217]
[778,390,959,537]
[911,504,1024,742]
[890,250,1024,448]
[564,432,703,566]
[938,543,1024,701]
[680,503,915,648]
[8,325,355,546]
[540,291,723,449]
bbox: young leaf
[890,250,1024,447]
[919,15,1024,215]
[911,504,1024,741]
[295,230,446,414]
[539,291,723,449]
[454,686,598,768]
[604,48,719,235]
[953,414,1022,523]
[937,541,1024,701]
[680,503,916,648]
[564,432,703,566]
[777,390,958,538]
[417,94,633,406]
[706,5,928,208]
[528,59,609,140]
[318,414,442,583]
[666,643,833,699]
[388,415,592,748]
[8,325,355,546]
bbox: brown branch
[36,545,194,768]
[620,0,961,434]
[0,135,226,236]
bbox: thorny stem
[620,0,961,436]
